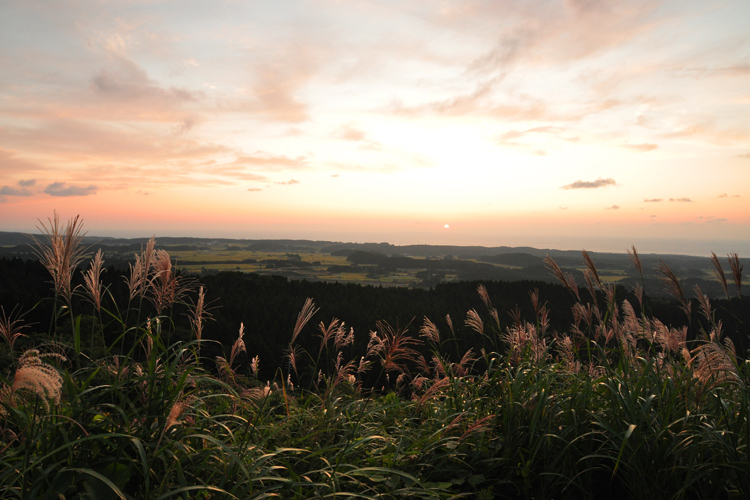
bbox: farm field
[171,248,440,286]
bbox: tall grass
[1,214,748,499]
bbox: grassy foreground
[1,214,749,499]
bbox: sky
[1,0,749,257]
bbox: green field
[171,248,459,285]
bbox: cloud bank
[43,182,98,197]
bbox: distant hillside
[478,253,546,268]
[1,231,746,298]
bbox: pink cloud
[43,182,97,197]
[623,143,658,152]
[561,177,616,190]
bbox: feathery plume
[229,323,247,368]
[242,383,272,403]
[509,305,523,329]
[250,355,259,378]
[357,356,372,375]
[420,316,440,344]
[727,253,743,297]
[555,334,580,373]
[334,324,354,350]
[627,245,643,277]
[366,330,385,359]
[692,332,740,390]
[445,314,455,337]
[602,284,616,311]
[502,322,547,365]
[318,318,340,355]
[32,212,87,306]
[632,283,644,308]
[332,353,357,388]
[285,343,303,377]
[149,249,178,314]
[465,309,484,335]
[0,305,29,355]
[457,348,477,376]
[291,298,318,344]
[474,285,502,329]
[693,285,713,324]
[477,284,493,310]
[621,300,643,340]
[583,270,598,303]
[657,259,691,319]
[582,250,602,289]
[11,349,66,411]
[165,396,195,432]
[126,236,156,302]
[143,318,156,360]
[188,286,213,344]
[572,302,594,328]
[529,289,540,316]
[710,252,730,300]
[216,323,247,382]
[653,320,687,355]
[155,394,195,450]
[431,354,446,379]
[460,415,495,443]
[416,377,451,410]
[544,255,580,301]
[82,249,105,313]
[374,320,421,375]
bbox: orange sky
[1,1,749,256]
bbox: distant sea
[505,236,750,258]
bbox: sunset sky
[1,1,749,256]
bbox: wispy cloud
[230,152,307,170]
[335,123,368,142]
[0,149,47,177]
[644,198,662,202]
[224,42,329,123]
[496,126,578,147]
[462,1,659,74]
[718,193,741,198]
[333,123,383,150]
[0,186,33,197]
[669,197,692,202]
[606,205,620,210]
[275,179,300,185]
[91,56,201,106]
[0,179,36,201]
[561,177,616,190]
[392,88,555,122]
[623,143,658,152]
[43,182,97,197]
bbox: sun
[444,224,450,229]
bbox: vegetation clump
[0,214,748,499]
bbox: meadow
[1,214,749,499]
